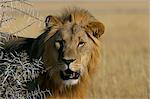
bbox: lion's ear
[86,22,105,39]
[45,15,62,28]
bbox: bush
[0,0,50,98]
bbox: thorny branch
[0,5,5,28]
[12,21,36,34]
[0,33,51,99]
[1,5,43,22]
[0,17,15,23]
[0,0,50,98]
[0,0,43,35]
[0,0,32,6]
[0,49,50,98]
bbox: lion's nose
[62,58,75,65]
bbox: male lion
[4,8,105,99]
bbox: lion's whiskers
[46,63,64,78]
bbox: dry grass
[1,1,149,99]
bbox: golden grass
[1,1,149,99]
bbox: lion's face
[42,12,104,86]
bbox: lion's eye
[55,40,64,49]
[78,41,85,48]
[55,41,61,49]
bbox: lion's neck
[38,73,90,99]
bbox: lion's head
[32,9,104,90]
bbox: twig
[12,21,36,35]
[0,0,14,3]
[0,0,32,7]
[5,5,43,22]
[1,17,16,23]
[0,5,5,28]
[18,0,33,7]
[0,0,18,3]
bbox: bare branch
[18,0,33,6]
[4,5,43,22]
[12,21,36,35]
[0,0,31,6]
[0,5,5,28]
[0,1,51,97]
[1,17,16,23]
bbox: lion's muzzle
[60,69,80,80]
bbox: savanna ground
[1,1,150,99]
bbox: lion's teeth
[70,74,73,78]
[70,73,75,78]
[73,73,75,77]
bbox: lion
[4,8,105,99]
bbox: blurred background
[0,0,149,99]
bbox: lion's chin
[63,79,79,86]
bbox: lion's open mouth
[60,69,80,80]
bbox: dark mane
[3,30,49,59]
